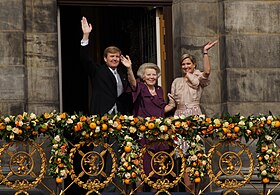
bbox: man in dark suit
[79,16,133,192]
[80,16,132,116]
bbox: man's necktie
[113,70,123,97]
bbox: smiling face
[143,68,158,87]
[181,58,196,74]
[104,52,120,69]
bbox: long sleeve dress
[167,69,210,116]
[132,81,168,179]
[167,69,210,155]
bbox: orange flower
[80,116,87,122]
[124,146,132,153]
[89,122,97,129]
[148,123,155,130]
[123,178,130,185]
[194,177,201,183]
[101,124,108,131]
[139,125,146,132]
[60,113,67,119]
[262,177,270,184]
[56,177,63,184]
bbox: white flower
[190,142,196,148]
[113,121,119,128]
[56,116,61,122]
[261,170,267,176]
[12,127,19,134]
[108,120,113,125]
[128,115,134,120]
[10,133,14,140]
[155,118,161,124]
[173,116,179,120]
[267,116,273,121]
[238,121,245,126]
[265,135,272,141]
[190,155,198,161]
[53,144,58,149]
[54,135,61,142]
[164,118,172,125]
[82,131,86,136]
[60,169,67,178]
[240,116,245,120]
[199,114,205,119]
[249,122,253,128]
[66,119,73,124]
[125,172,131,178]
[223,122,229,127]
[214,119,220,125]
[6,125,12,131]
[71,115,77,120]
[264,154,270,160]
[129,126,137,133]
[30,113,36,119]
[159,125,166,132]
[195,135,201,142]
[126,142,133,147]
[260,117,266,121]
[95,126,100,133]
[4,117,11,123]
[202,160,207,166]
[124,135,132,141]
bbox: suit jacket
[80,45,132,116]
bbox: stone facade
[1,0,279,117]
[173,0,280,117]
[0,0,59,116]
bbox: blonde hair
[137,63,161,79]
[180,53,197,67]
[103,46,121,57]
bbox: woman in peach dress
[165,40,218,191]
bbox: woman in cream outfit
[165,40,218,191]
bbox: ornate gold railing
[0,112,279,195]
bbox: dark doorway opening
[60,6,158,114]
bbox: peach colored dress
[167,69,210,156]
[168,69,210,116]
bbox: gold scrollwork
[10,151,34,176]
[0,141,46,192]
[69,140,117,192]
[207,141,254,189]
[219,152,242,176]
[81,151,104,177]
[139,140,185,191]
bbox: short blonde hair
[103,46,121,57]
[137,63,161,79]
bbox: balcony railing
[0,111,279,195]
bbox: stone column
[25,0,59,114]
[1,0,59,194]
[172,0,221,117]
[224,0,280,116]
[0,0,26,115]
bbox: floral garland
[0,111,279,186]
